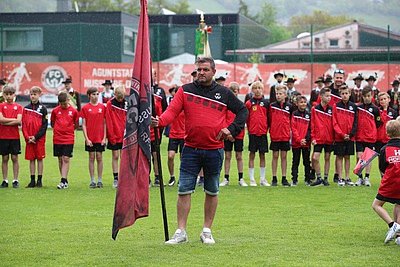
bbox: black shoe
[1,180,8,188]
[333,177,339,183]
[26,180,36,188]
[323,179,330,186]
[271,179,278,186]
[310,178,323,187]
[153,178,160,187]
[12,180,19,188]
[282,179,291,187]
[36,180,42,188]
[168,177,175,186]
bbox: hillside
[187,0,400,33]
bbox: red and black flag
[353,147,379,176]
[112,0,152,240]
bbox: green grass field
[1,130,399,266]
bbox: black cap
[215,76,226,81]
[392,80,400,86]
[353,74,364,81]
[169,86,178,93]
[102,80,113,86]
[273,72,284,79]
[366,75,376,81]
[286,77,296,83]
[314,76,324,83]
[62,78,72,84]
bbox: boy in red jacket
[105,85,127,188]
[376,92,397,156]
[22,86,48,188]
[372,119,400,244]
[81,87,106,188]
[310,87,334,186]
[51,91,79,189]
[332,85,358,186]
[245,81,269,186]
[291,95,311,186]
[355,86,381,186]
[269,85,292,186]
[0,86,23,188]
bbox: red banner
[1,62,399,97]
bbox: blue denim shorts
[178,146,224,195]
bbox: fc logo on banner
[41,66,67,93]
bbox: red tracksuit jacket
[332,100,358,142]
[269,101,292,142]
[22,102,47,142]
[378,139,400,199]
[245,97,269,136]
[377,107,397,143]
[311,103,334,145]
[355,103,381,143]
[105,97,127,145]
[291,109,311,148]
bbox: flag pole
[151,83,169,242]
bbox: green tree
[288,10,353,36]
[170,0,190,14]
[238,0,256,21]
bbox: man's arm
[157,87,184,127]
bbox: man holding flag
[152,57,248,244]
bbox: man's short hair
[320,87,331,96]
[2,86,16,94]
[196,57,215,70]
[58,91,68,103]
[386,120,400,138]
[30,86,42,94]
[275,84,287,94]
[362,86,372,96]
[86,87,98,96]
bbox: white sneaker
[249,179,257,186]
[238,179,248,187]
[338,179,345,186]
[113,180,118,188]
[396,237,400,245]
[384,222,400,243]
[260,179,271,186]
[364,178,371,187]
[345,178,355,186]
[165,229,188,245]
[355,177,364,186]
[200,228,215,244]
[219,178,229,187]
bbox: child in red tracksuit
[291,95,311,186]
[332,85,358,186]
[269,85,292,186]
[105,85,127,188]
[310,87,334,186]
[355,86,381,186]
[22,86,48,188]
[376,92,398,155]
[372,119,400,244]
[245,81,269,186]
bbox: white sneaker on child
[249,179,257,186]
[385,222,400,243]
[219,178,229,187]
[238,179,248,187]
[260,179,271,186]
[200,228,215,244]
[165,229,188,245]
[364,178,371,187]
[355,177,364,186]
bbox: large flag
[112,0,152,240]
[195,13,212,58]
[353,147,379,176]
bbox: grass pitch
[0,130,399,266]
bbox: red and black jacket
[22,102,48,142]
[245,96,269,136]
[105,97,127,145]
[226,110,245,140]
[355,103,381,143]
[269,101,292,142]
[332,100,358,142]
[378,138,400,199]
[159,81,248,150]
[377,107,397,143]
[291,109,311,148]
[311,103,334,145]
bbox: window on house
[3,27,43,51]
[169,31,185,55]
[329,39,339,47]
[123,27,136,56]
[302,42,310,48]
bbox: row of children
[218,78,396,188]
[0,85,127,189]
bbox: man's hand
[312,139,317,145]
[344,134,350,141]
[300,138,307,146]
[86,139,93,147]
[151,116,159,128]
[217,128,235,142]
